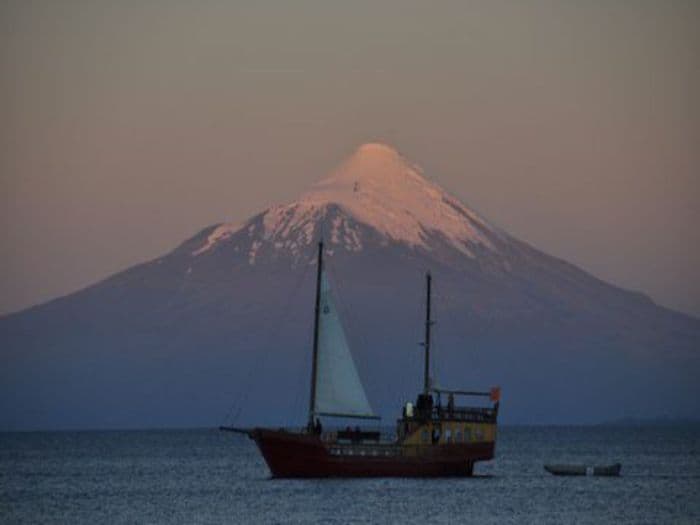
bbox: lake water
[1,426,699,524]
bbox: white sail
[314,273,375,418]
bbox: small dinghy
[544,463,621,476]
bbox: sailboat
[221,241,501,477]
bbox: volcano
[1,143,698,430]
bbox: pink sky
[1,1,698,316]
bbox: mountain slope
[1,143,698,430]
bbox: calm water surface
[1,426,699,524]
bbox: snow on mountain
[191,222,242,256]
[192,143,502,259]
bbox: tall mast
[423,271,432,394]
[308,241,324,427]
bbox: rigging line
[324,257,393,416]
[439,278,483,377]
[222,264,310,427]
[284,266,315,428]
[219,259,313,427]
[112,268,212,414]
[323,257,379,403]
[219,298,283,425]
[288,335,309,429]
[68,264,198,410]
[395,269,427,409]
[325,255,411,415]
[229,260,312,424]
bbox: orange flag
[490,386,501,402]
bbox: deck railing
[406,405,497,424]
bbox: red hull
[250,429,495,478]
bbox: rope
[287,341,310,429]
[432,275,484,386]
[324,258,427,418]
[323,258,386,412]
[219,259,312,427]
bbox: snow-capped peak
[297,142,497,255]
[192,142,499,258]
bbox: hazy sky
[1,0,698,317]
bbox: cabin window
[445,429,452,443]
[421,429,429,443]
[456,430,463,442]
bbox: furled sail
[314,273,376,418]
